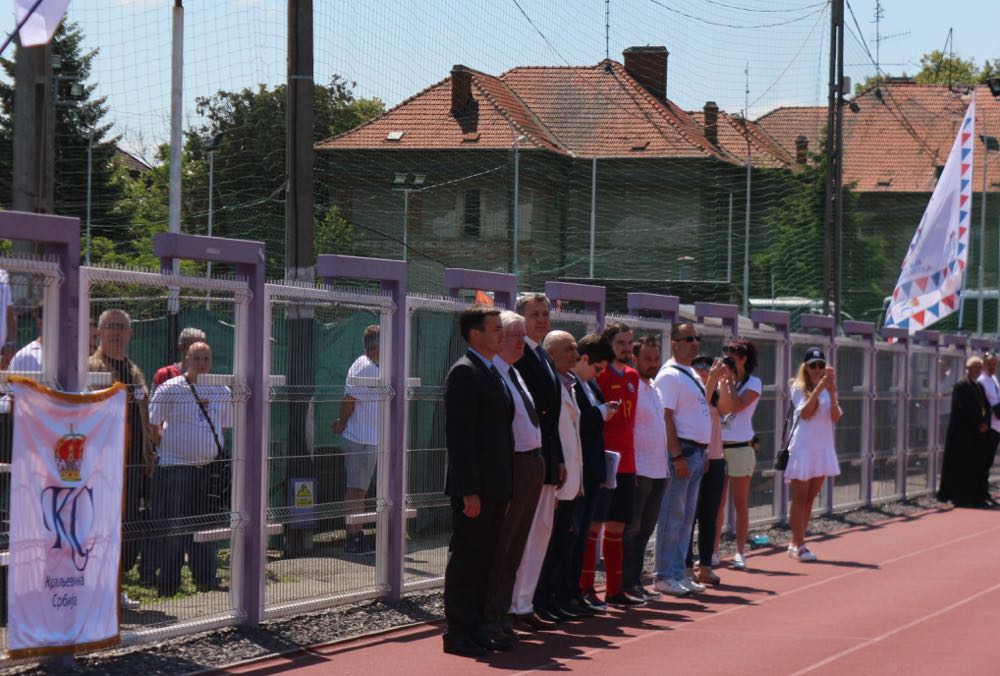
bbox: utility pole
[284,0,316,557]
[833,0,845,328]
[822,0,845,324]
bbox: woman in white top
[785,347,842,562]
[718,339,762,569]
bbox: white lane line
[788,581,1000,675]
[513,518,1000,675]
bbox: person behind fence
[480,311,544,637]
[148,341,233,596]
[718,338,761,570]
[688,354,727,585]
[510,293,565,625]
[938,356,992,509]
[784,348,842,562]
[570,334,618,614]
[331,324,381,554]
[593,322,642,607]
[8,308,42,373]
[153,327,208,388]
[89,308,155,611]
[622,335,668,601]
[653,322,724,596]
[0,267,14,370]
[975,352,1000,507]
[442,305,514,658]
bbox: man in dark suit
[443,305,515,657]
[939,356,992,508]
[509,293,566,623]
[570,334,618,612]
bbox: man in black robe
[938,357,992,508]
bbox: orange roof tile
[689,109,795,169]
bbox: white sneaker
[732,553,746,569]
[710,552,721,567]
[681,577,706,593]
[787,543,797,556]
[792,545,817,562]
[653,578,690,596]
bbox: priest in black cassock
[938,356,992,508]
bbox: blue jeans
[654,444,706,581]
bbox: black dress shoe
[472,633,515,652]
[535,606,562,623]
[443,634,487,657]
[606,592,647,607]
[579,593,608,613]
[562,597,595,617]
[550,601,580,620]
[513,612,557,631]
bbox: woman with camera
[785,347,842,562]
[717,339,761,569]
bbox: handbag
[774,399,798,472]
[185,377,229,512]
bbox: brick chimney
[451,65,473,115]
[623,46,669,102]
[795,135,809,164]
[703,101,719,147]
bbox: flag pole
[0,0,47,57]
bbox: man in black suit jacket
[443,305,515,657]
[570,334,618,612]
[939,356,992,508]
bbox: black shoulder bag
[185,377,229,512]
[774,398,798,471]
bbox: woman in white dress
[785,347,841,562]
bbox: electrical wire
[647,0,828,30]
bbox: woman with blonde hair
[784,347,842,562]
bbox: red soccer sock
[579,532,600,592]
[603,532,623,599]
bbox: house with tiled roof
[758,81,1000,318]
[317,47,792,292]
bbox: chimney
[451,65,473,116]
[623,46,669,102]
[703,101,719,147]
[795,135,809,165]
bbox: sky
[30,0,1000,159]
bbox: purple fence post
[844,321,877,506]
[153,232,266,626]
[881,327,910,499]
[752,310,792,521]
[444,268,517,309]
[694,301,739,337]
[544,281,606,331]
[626,293,679,323]
[0,212,81,390]
[970,337,993,353]
[318,254,408,601]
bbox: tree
[182,77,384,277]
[752,153,891,321]
[0,22,134,242]
[856,50,1000,94]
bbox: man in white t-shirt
[977,352,1000,506]
[148,341,233,596]
[652,322,727,596]
[332,325,381,553]
[0,269,15,370]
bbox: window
[463,189,481,238]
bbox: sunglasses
[807,361,826,370]
[676,335,701,343]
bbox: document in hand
[603,450,621,489]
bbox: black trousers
[623,475,666,589]
[444,496,507,638]
[483,453,545,625]
[687,458,727,568]
[570,479,605,595]
[534,496,580,608]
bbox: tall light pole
[512,134,526,278]
[392,172,426,260]
[204,132,223,308]
[977,133,999,334]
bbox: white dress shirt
[977,372,1000,434]
[495,355,543,452]
[634,378,668,479]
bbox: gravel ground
[3,493,961,675]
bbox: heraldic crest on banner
[6,377,127,659]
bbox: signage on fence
[288,477,316,528]
[6,377,126,659]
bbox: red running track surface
[222,506,1000,676]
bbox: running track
[223,506,1000,675]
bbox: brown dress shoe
[514,611,557,631]
[697,565,721,585]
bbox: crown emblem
[54,425,86,482]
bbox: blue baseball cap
[803,347,826,364]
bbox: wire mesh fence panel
[549,308,599,339]
[262,283,394,617]
[906,348,937,498]
[80,266,250,642]
[831,340,868,510]
[0,256,63,658]
[872,345,906,503]
[743,330,784,526]
[403,296,468,590]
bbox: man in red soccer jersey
[590,322,643,607]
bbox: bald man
[938,356,992,508]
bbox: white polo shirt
[149,375,233,466]
[653,358,712,445]
[495,354,543,452]
[978,372,1000,434]
[343,354,381,446]
[634,378,668,479]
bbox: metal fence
[1,238,999,666]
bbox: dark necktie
[508,366,540,427]
[489,364,512,403]
[536,345,557,385]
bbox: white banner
[6,377,126,659]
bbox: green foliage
[856,50,1000,94]
[752,154,891,321]
[315,204,361,256]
